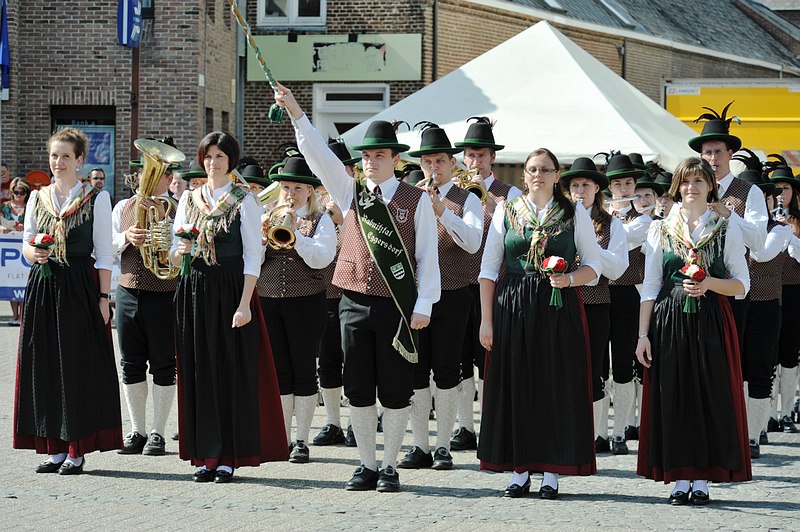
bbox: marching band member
[561,157,628,452]
[275,84,441,493]
[258,156,336,464]
[239,158,271,195]
[479,148,600,499]
[452,117,521,451]
[636,157,751,505]
[397,123,482,471]
[14,127,121,474]
[171,131,288,483]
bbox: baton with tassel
[226,0,285,124]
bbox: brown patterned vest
[469,177,515,284]
[118,198,178,292]
[333,182,422,297]
[609,209,645,286]
[720,176,751,219]
[439,185,473,290]
[580,217,612,305]
[747,220,785,302]
[257,211,326,298]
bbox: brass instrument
[257,181,281,206]
[454,168,487,203]
[133,138,186,280]
[266,198,296,250]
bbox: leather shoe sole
[690,490,710,505]
[504,479,531,498]
[539,485,559,500]
[192,468,216,482]
[58,459,84,476]
[214,470,234,483]
[669,491,690,505]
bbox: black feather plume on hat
[644,161,667,179]
[413,121,440,133]
[732,148,763,172]
[593,150,620,165]
[467,116,496,129]
[766,153,788,168]
[391,120,410,133]
[693,101,741,131]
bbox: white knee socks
[593,399,608,440]
[410,388,432,452]
[294,394,317,443]
[456,377,476,432]
[151,383,175,437]
[280,394,294,445]
[435,386,458,451]
[746,397,771,442]
[779,366,799,418]
[612,381,635,438]
[123,381,148,435]
[349,404,378,471]
[381,406,411,470]
[320,387,342,428]
[542,472,558,489]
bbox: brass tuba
[133,138,186,280]
[265,198,296,250]
[455,167,487,203]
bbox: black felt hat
[561,157,608,189]
[239,163,272,188]
[765,154,799,191]
[628,153,646,170]
[269,156,321,187]
[454,116,504,151]
[408,122,462,157]
[643,162,672,196]
[179,159,207,182]
[688,101,742,153]
[634,174,665,196]
[351,120,410,152]
[604,153,645,181]
[327,138,360,166]
[400,163,424,185]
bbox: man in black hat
[451,117,521,451]
[274,84,440,493]
[396,123,483,471]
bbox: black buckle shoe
[344,425,357,447]
[312,424,346,446]
[35,457,66,474]
[345,465,379,491]
[780,415,798,433]
[376,466,400,493]
[289,440,310,463]
[624,425,639,441]
[611,436,629,455]
[690,490,710,505]
[538,484,559,500]
[503,476,531,498]
[397,446,433,469]
[432,447,453,470]
[669,490,690,505]
[214,469,234,483]
[192,468,216,482]
[767,417,780,432]
[450,427,478,451]
[143,432,166,456]
[171,432,180,441]
[759,430,769,445]
[377,413,383,433]
[749,439,760,459]
[595,436,610,453]
[58,458,85,476]
[118,431,148,454]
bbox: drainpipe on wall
[618,37,627,79]
[432,0,438,81]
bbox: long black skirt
[175,258,288,469]
[478,270,596,475]
[637,286,751,483]
[14,257,122,457]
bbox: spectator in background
[88,168,106,190]
[1,178,31,326]
[1,162,10,201]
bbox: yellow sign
[247,34,422,82]
[665,80,800,170]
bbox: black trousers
[340,290,413,409]
[459,283,485,381]
[318,297,344,389]
[728,295,751,360]
[779,284,800,369]
[609,285,641,384]
[415,287,472,390]
[742,299,781,399]
[116,285,176,386]
[260,291,326,397]
[584,303,611,402]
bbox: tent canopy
[340,21,697,170]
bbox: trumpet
[454,168,487,203]
[265,198,296,250]
[416,173,435,190]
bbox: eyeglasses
[91,177,106,181]
[524,167,557,177]
[12,191,26,196]
[701,148,728,157]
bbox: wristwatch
[98,292,110,300]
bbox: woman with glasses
[1,178,31,325]
[478,148,601,499]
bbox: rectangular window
[257,0,325,27]
[312,83,389,139]
[221,111,230,133]
[205,108,214,133]
[141,0,154,19]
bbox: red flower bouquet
[30,233,55,278]
[542,255,568,309]
[175,225,199,276]
[680,263,707,313]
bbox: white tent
[340,21,697,169]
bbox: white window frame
[257,0,326,28]
[312,83,390,139]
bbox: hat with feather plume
[688,101,742,153]
[454,116,504,151]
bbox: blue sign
[117,0,142,48]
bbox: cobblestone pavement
[0,312,798,530]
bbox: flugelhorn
[455,167,487,203]
[266,198,296,250]
[258,181,281,206]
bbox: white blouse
[292,204,337,269]
[602,216,629,281]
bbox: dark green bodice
[36,194,96,257]
[212,216,243,259]
[502,216,576,272]
[661,235,726,286]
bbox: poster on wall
[73,124,116,198]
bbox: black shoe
[749,439,760,459]
[58,458,84,476]
[192,468,216,482]
[118,431,148,454]
[595,436,610,453]
[377,413,383,433]
[431,447,453,470]
[538,484,559,500]
[171,432,180,441]
[690,490,710,505]
[344,425,357,447]
[214,469,234,483]
[503,476,531,498]
[143,432,166,456]
[35,457,66,474]
[376,466,400,493]
[312,424,346,446]
[450,427,478,451]
[780,415,798,433]
[611,436,629,455]
[289,440,310,463]
[767,417,780,432]
[624,425,639,441]
[669,491,690,506]
[345,465,379,491]
[397,446,433,469]
[429,408,436,420]
[759,430,769,445]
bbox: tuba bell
[265,198,296,251]
[133,138,186,280]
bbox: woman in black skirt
[14,127,121,474]
[171,132,288,483]
[478,148,601,499]
[636,157,751,505]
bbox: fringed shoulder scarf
[504,195,574,271]
[186,183,248,266]
[34,183,99,265]
[659,209,727,268]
